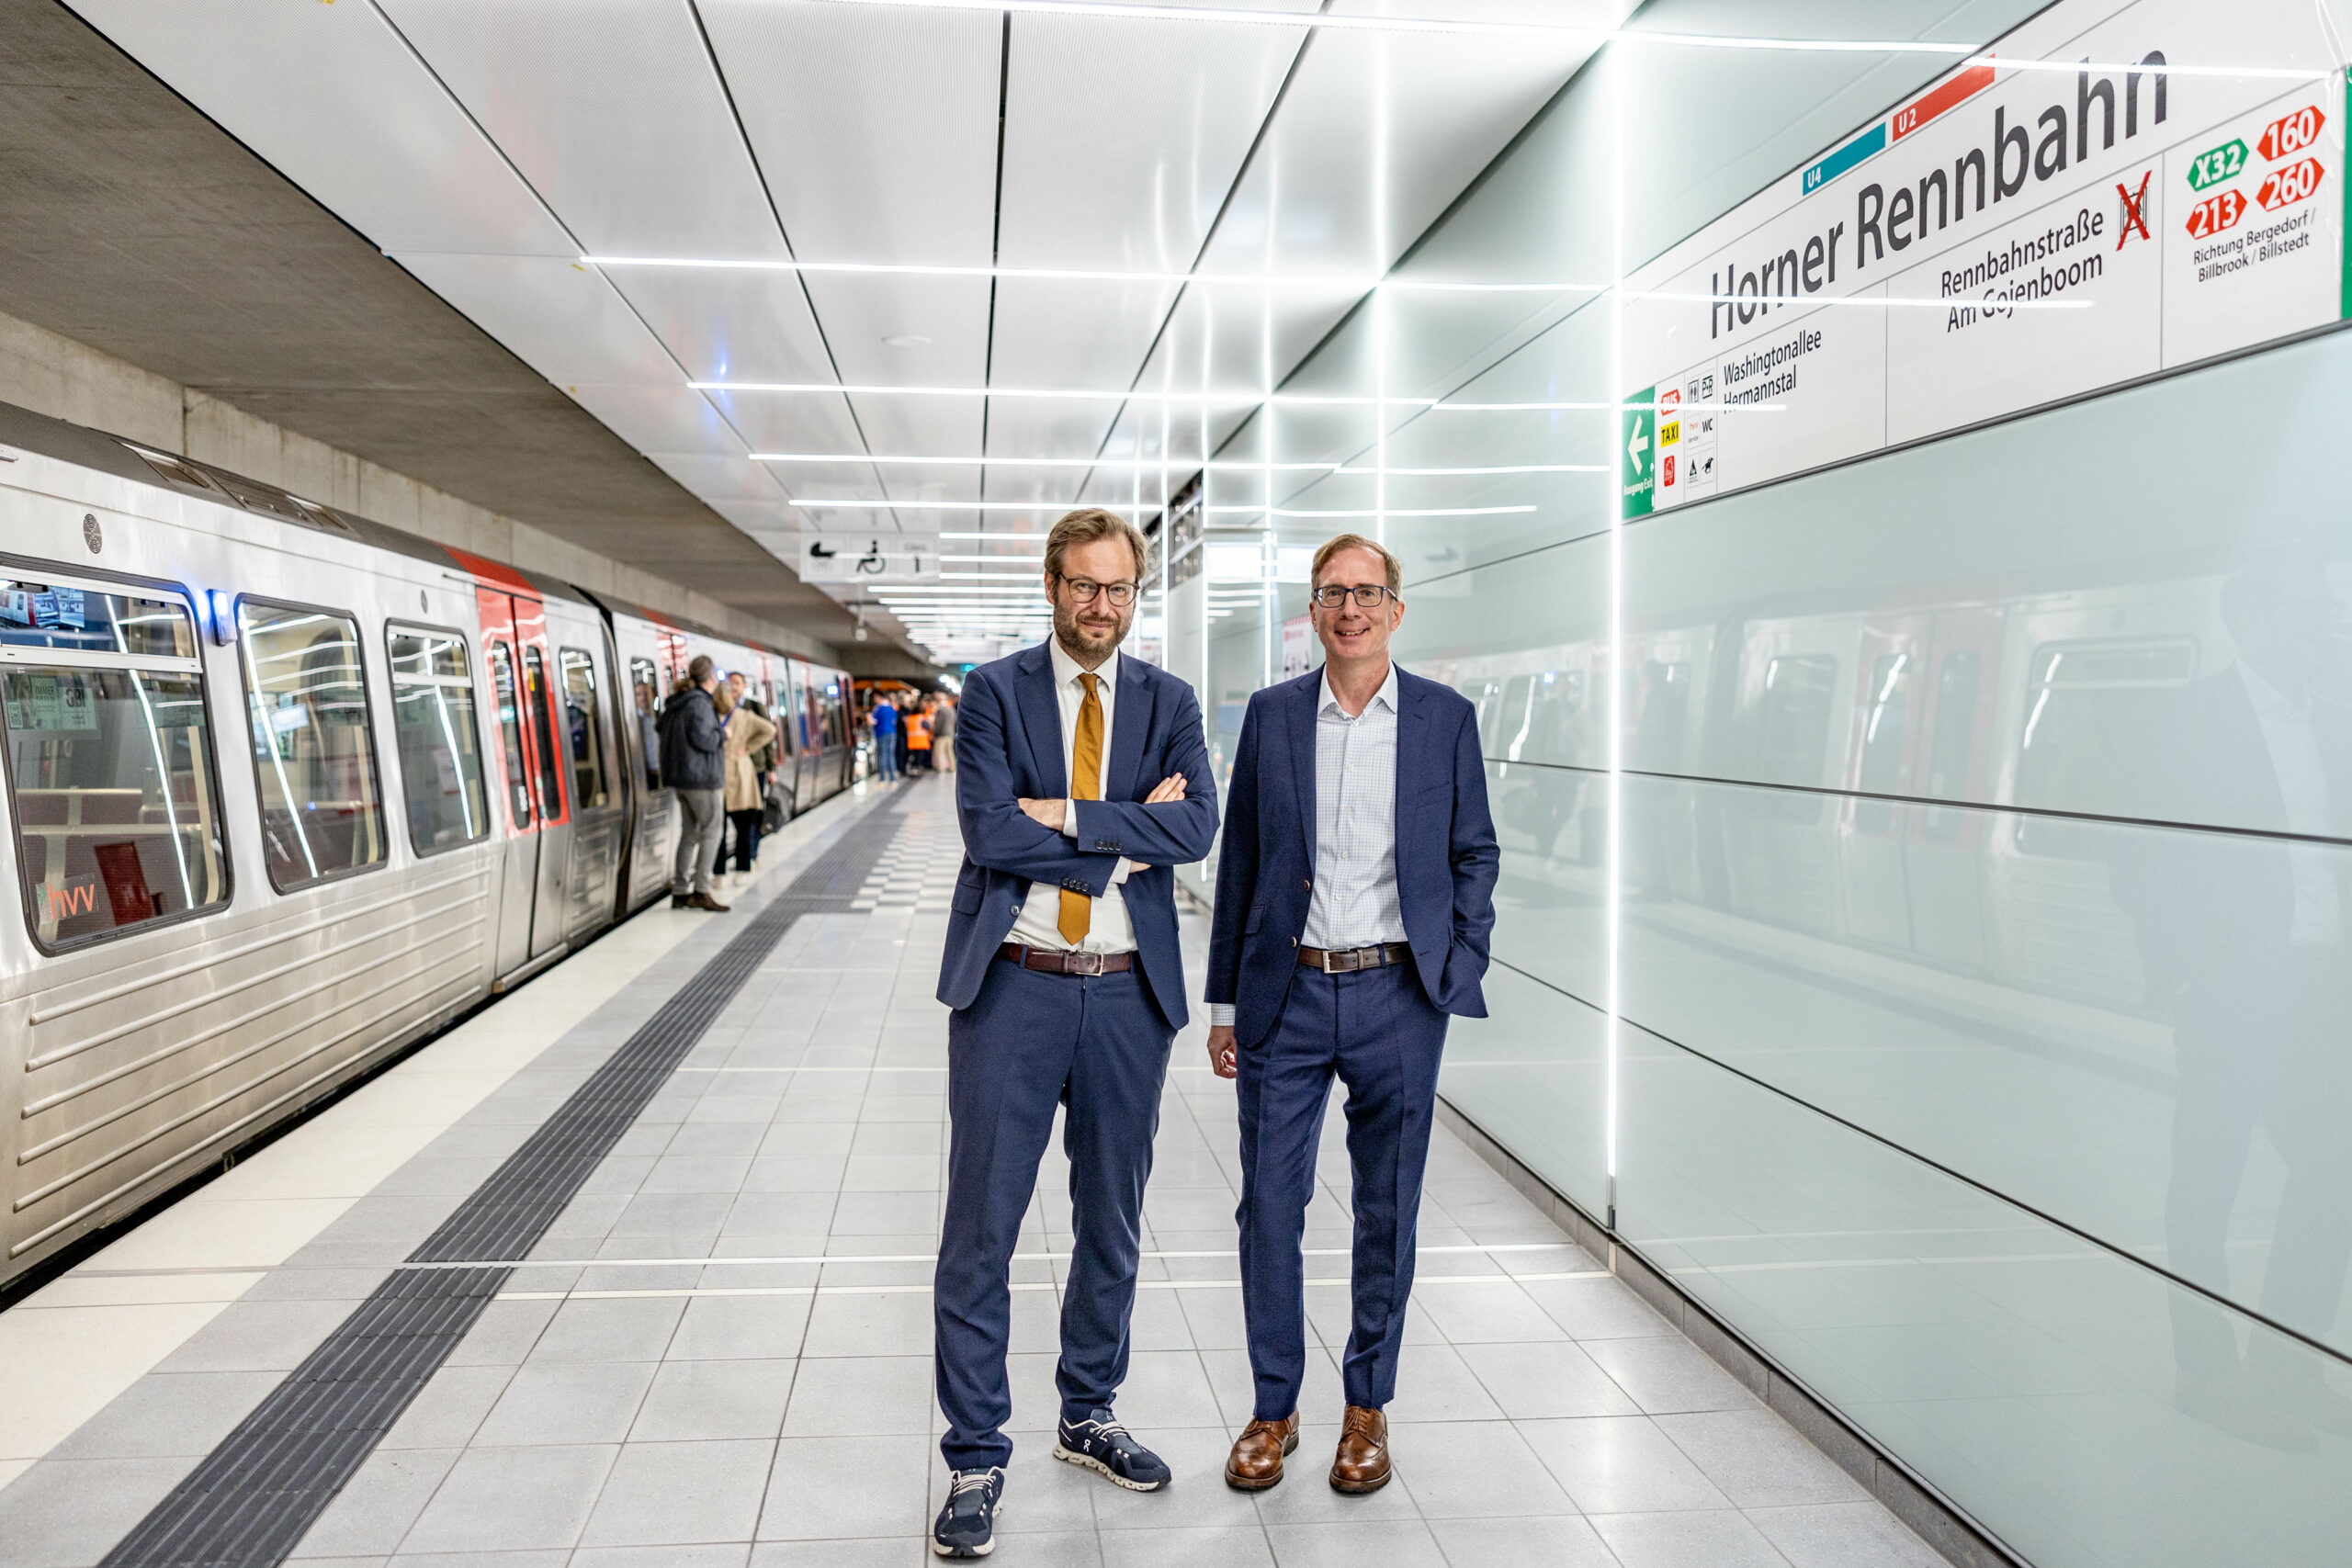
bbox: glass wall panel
[1619,1026,2352,1568]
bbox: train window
[487,641,531,827]
[235,600,386,892]
[1921,651,1981,840]
[522,646,564,820]
[1755,654,1836,821]
[387,627,488,854]
[559,648,609,810]
[2,570,230,948]
[1854,653,1913,832]
[629,656,662,789]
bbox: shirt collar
[1318,661,1398,719]
[1046,636,1118,694]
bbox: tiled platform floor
[0,776,1944,1568]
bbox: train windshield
[1,574,229,948]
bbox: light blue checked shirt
[1208,662,1406,1026]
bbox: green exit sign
[2186,139,2247,191]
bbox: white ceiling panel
[380,0,784,262]
[71,0,573,255]
[708,394,875,462]
[400,254,684,385]
[1197,29,1592,282]
[699,0,1001,264]
[609,270,835,384]
[996,12,1305,273]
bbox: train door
[477,587,571,971]
[477,592,539,976]
[555,630,625,941]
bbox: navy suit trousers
[935,958,1171,1471]
[1236,962,1448,1419]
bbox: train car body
[0,398,848,1286]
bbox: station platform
[0,776,1942,1568]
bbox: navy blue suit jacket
[1205,665,1499,1047]
[938,642,1219,1027]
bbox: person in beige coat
[715,685,777,886]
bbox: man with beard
[930,508,1218,1558]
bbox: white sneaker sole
[1052,1443,1169,1492]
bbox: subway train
[0,397,857,1288]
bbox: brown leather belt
[998,942,1134,976]
[1298,941,1414,974]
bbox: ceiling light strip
[787,2,2327,79]
[754,453,1598,475]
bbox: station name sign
[1620,0,2349,517]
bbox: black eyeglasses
[1056,575,1139,608]
[1310,584,1397,610]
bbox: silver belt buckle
[1068,951,1104,976]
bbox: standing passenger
[715,685,775,887]
[934,693,957,773]
[658,654,730,912]
[1206,533,1498,1495]
[929,509,1218,1559]
[907,699,933,773]
[872,694,899,782]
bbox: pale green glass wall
[1185,4,2352,1562]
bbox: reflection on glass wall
[1052,2,2352,1562]
[2,578,229,946]
[239,601,386,890]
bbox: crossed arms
[954,667,1219,896]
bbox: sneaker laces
[948,1468,1000,1499]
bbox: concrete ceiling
[0,0,859,648]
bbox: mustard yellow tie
[1058,672,1103,944]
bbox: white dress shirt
[1005,639,1136,953]
[1208,662,1406,1026]
[2237,661,2341,948]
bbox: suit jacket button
[1302,878,1312,891]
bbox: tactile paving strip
[99,785,918,1568]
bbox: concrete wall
[0,307,836,660]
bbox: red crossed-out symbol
[2117,170,2154,248]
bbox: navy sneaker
[1052,1407,1172,1492]
[933,1466,1004,1558]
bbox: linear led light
[753,452,1599,476]
[788,2,2333,79]
[702,380,1426,405]
[1204,504,1538,518]
[586,254,1598,292]
[813,499,1541,516]
[941,554,1046,562]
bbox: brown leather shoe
[1329,1404,1391,1494]
[1224,1413,1299,1491]
[688,891,730,912]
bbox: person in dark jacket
[658,655,729,911]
